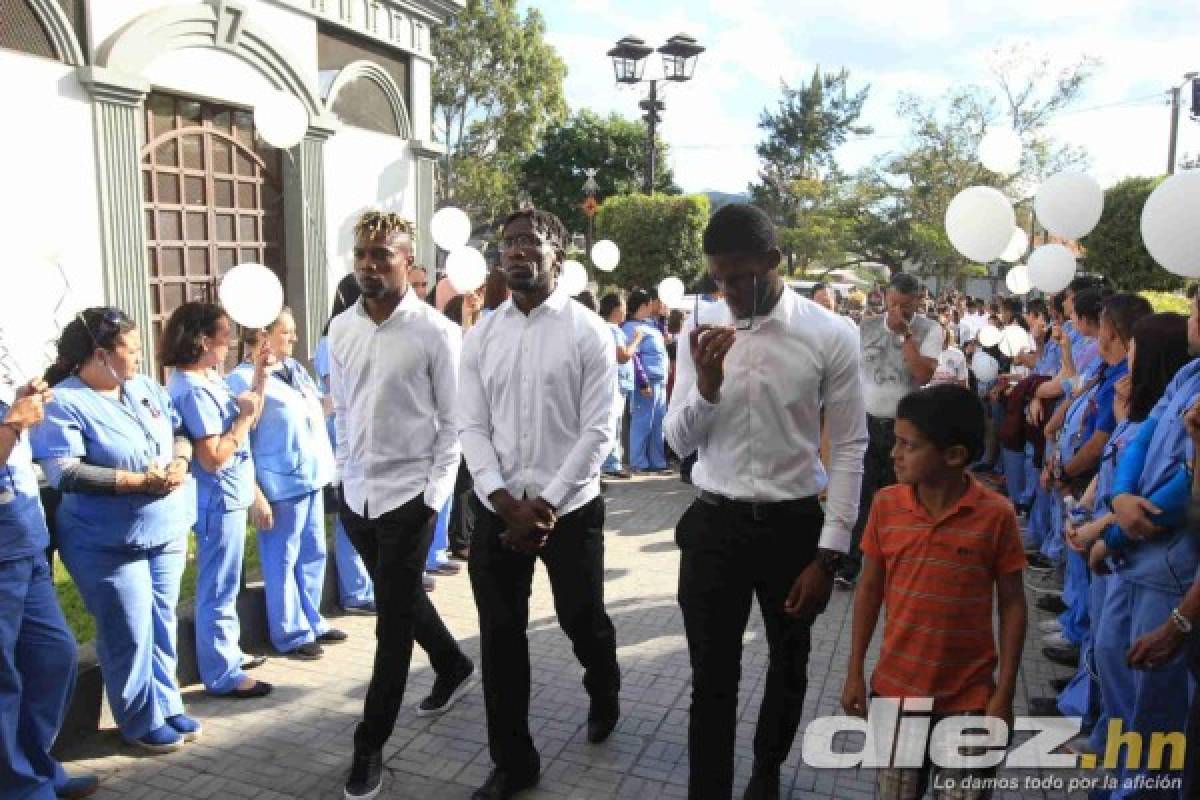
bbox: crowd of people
[2,202,1199,800]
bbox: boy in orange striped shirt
[841,384,1027,799]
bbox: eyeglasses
[693,276,757,331]
[78,307,125,349]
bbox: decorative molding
[282,134,331,358]
[98,1,324,117]
[76,67,151,106]
[323,59,412,138]
[409,138,446,158]
[289,0,463,61]
[414,154,437,270]
[26,0,86,66]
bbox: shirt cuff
[424,482,452,513]
[540,478,572,510]
[472,469,507,504]
[817,522,851,554]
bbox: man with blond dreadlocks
[329,210,474,800]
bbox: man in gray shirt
[836,272,942,588]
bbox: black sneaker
[416,657,474,717]
[286,642,324,660]
[318,628,349,643]
[344,749,383,800]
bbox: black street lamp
[607,33,705,193]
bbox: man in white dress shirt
[666,204,867,800]
[458,208,619,800]
[329,211,474,800]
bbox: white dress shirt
[665,287,868,553]
[458,286,616,516]
[328,288,461,518]
[959,312,986,345]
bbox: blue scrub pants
[1041,490,1066,563]
[258,490,329,653]
[1093,576,1190,798]
[59,537,186,740]
[425,497,451,571]
[629,383,667,471]
[334,517,373,609]
[1058,548,1090,645]
[1059,572,1109,732]
[0,556,73,800]
[1026,483,1053,551]
[602,389,629,474]
[1021,444,1039,508]
[1001,448,1026,508]
[195,507,250,694]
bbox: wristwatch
[1170,608,1193,635]
[816,548,845,578]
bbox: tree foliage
[594,194,710,291]
[1081,177,1181,291]
[519,110,677,234]
[432,0,567,223]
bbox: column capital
[305,115,341,143]
[76,66,150,106]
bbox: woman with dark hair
[228,309,343,660]
[622,289,669,472]
[313,281,375,612]
[161,302,272,699]
[30,307,200,752]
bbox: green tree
[432,0,567,223]
[519,110,677,234]
[594,194,710,290]
[1081,176,1181,291]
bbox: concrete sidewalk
[58,474,1087,799]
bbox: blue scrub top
[31,374,196,551]
[609,324,634,394]
[0,399,50,560]
[1086,359,1128,441]
[167,369,256,513]
[1035,338,1062,377]
[313,337,332,395]
[227,359,336,503]
[622,319,668,384]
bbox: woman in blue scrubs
[228,309,344,659]
[31,308,200,753]
[161,303,272,699]
[623,289,669,472]
[1,379,97,796]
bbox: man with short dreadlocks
[330,210,474,800]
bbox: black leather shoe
[471,767,539,800]
[1043,644,1080,667]
[743,764,780,800]
[1037,594,1068,614]
[587,696,619,743]
[1028,697,1063,717]
[344,748,382,799]
[1049,677,1070,692]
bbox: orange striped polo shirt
[860,478,1026,712]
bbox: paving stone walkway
[58,474,1088,799]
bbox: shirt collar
[894,474,986,524]
[355,286,424,323]
[502,284,572,317]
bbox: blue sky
[517,0,1200,194]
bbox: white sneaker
[1042,631,1074,649]
[1039,619,1063,634]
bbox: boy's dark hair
[1129,313,1191,422]
[627,288,652,316]
[702,203,777,255]
[1024,298,1048,320]
[1068,274,1106,294]
[501,208,568,251]
[897,385,986,463]
[1051,292,1066,316]
[598,292,623,320]
[1100,293,1153,343]
[1072,288,1104,324]
[888,272,921,296]
[160,302,228,368]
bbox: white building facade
[0,0,460,377]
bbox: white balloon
[445,247,487,293]
[431,207,471,252]
[560,260,588,297]
[1140,171,1200,278]
[591,240,620,272]
[1005,264,1032,295]
[658,276,686,309]
[219,263,284,330]
[978,324,1002,348]
[978,128,1023,175]
[999,324,1030,358]
[253,90,308,150]
[999,228,1028,263]
[972,351,999,383]
[1027,243,1077,293]
[1034,172,1104,240]
[944,186,1016,263]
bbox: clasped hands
[142,457,189,495]
[492,492,557,553]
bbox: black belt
[697,490,819,521]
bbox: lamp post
[1167,71,1199,175]
[607,33,705,194]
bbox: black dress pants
[676,495,823,800]
[468,494,620,773]
[340,494,466,752]
[844,413,897,579]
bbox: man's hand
[1112,494,1161,540]
[1088,539,1111,575]
[1028,397,1044,427]
[250,493,275,530]
[500,527,547,554]
[4,379,52,431]
[784,560,834,620]
[690,325,736,404]
[984,689,1014,732]
[492,492,554,550]
[841,670,868,718]
[530,497,557,531]
[885,308,909,335]
[163,457,189,491]
[1127,619,1187,671]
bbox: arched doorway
[141,92,286,364]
